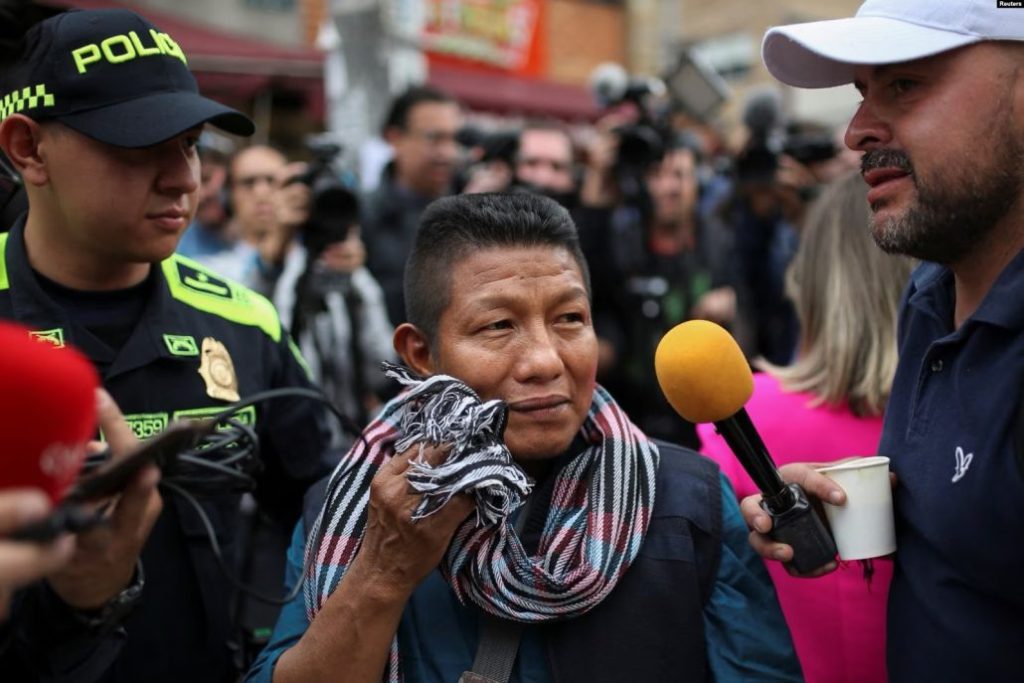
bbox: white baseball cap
[762,0,1024,88]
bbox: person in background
[197,145,290,282]
[580,132,734,449]
[514,121,577,201]
[461,121,579,207]
[248,160,396,429]
[362,86,462,325]
[175,136,233,262]
[700,171,914,683]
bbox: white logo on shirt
[952,446,974,483]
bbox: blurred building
[39,0,868,159]
[670,0,864,131]
[43,0,327,150]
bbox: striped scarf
[304,364,659,680]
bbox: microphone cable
[143,387,365,606]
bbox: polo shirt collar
[971,247,1024,329]
[906,247,1024,332]
[907,261,954,331]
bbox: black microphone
[654,320,837,574]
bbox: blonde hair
[759,171,914,417]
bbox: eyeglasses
[233,174,278,190]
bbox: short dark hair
[665,129,704,166]
[382,85,458,134]
[405,193,591,345]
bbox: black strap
[459,495,534,683]
[462,617,526,683]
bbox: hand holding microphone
[0,490,76,619]
[0,321,96,616]
[654,320,838,575]
[0,321,162,613]
[45,389,163,611]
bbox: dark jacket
[361,168,436,326]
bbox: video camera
[456,126,519,167]
[588,63,673,212]
[738,89,838,183]
[286,135,359,259]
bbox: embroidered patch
[163,334,199,357]
[952,446,974,483]
[29,328,64,348]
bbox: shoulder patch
[162,255,281,342]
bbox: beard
[862,118,1024,265]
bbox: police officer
[0,9,333,682]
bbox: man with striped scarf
[247,192,799,682]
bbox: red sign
[423,0,544,75]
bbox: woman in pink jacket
[699,171,914,683]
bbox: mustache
[861,149,913,175]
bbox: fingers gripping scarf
[304,364,659,680]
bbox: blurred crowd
[181,84,862,451]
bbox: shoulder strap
[458,496,534,683]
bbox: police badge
[198,337,240,402]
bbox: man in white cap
[741,1,1024,680]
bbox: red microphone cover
[0,322,99,502]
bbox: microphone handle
[714,410,837,574]
[714,410,790,502]
[763,483,838,574]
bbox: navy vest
[544,442,722,683]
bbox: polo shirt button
[931,359,944,372]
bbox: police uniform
[0,218,334,682]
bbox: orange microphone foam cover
[654,320,753,424]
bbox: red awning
[427,62,597,121]
[38,0,325,116]
[41,0,323,75]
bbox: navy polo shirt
[880,250,1024,682]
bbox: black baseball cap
[0,8,254,148]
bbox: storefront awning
[39,0,324,117]
[428,62,597,121]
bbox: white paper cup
[816,456,896,561]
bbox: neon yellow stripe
[161,255,281,342]
[0,232,9,291]
[288,335,314,381]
